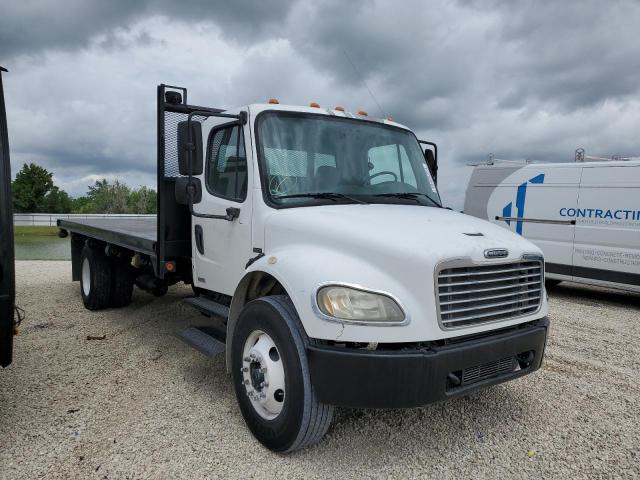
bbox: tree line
[12,163,157,214]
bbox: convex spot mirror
[175,177,202,205]
[177,120,203,175]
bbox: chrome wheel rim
[81,258,91,296]
[241,330,285,420]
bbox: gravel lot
[1,261,639,479]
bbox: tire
[109,258,134,308]
[80,245,112,311]
[231,295,334,452]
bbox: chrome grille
[437,259,543,329]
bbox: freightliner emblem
[484,248,509,259]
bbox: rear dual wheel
[80,244,134,310]
[231,295,334,452]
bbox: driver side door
[192,122,252,296]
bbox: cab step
[184,296,230,319]
[176,326,225,358]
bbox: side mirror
[175,177,202,205]
[425,148,437,185]
[177,120,203,175]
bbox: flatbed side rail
[57,218,157,256]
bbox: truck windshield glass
[256,112,441,208]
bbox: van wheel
[231,295,334,452]
[109,258,134,308]
[80,245,112,310]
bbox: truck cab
[59,85,550,452]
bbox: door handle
[194,224,204,254]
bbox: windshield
[256,112,441,208]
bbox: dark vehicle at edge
[0,66,15,368]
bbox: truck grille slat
[439,264,540,278]
[439,288,542,306]
[437,259,543,329]
[438,279,541,296]
[442,303,541,324]
[439,272,541,287]
[441,295,541,315]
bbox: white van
[464,158,640,293]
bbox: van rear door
[572,164,640,289]
[0,66,15,368]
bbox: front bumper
[307,317,549,408]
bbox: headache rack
[155,85,224,277]
[436,257,544,329]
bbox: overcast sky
[2,0,640,209]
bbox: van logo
[502,173,545,235]
[484,248,509,259]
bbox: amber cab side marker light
[357,110,368,116]
[335,106,345,112]
[268,98,279,104]
[309,102,320,108]
[165,261,176,272]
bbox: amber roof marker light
[357,110,368,116]
[309,102,321,108]
[334,106,345,112]
[268,98,279,104]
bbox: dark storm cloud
[490,0,640,110]
[0,0,296,59]
[2,0,640,208]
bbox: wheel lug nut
[244,379,250,385]
[243,357,250,362]
[242,367,248,372]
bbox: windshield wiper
[273,192,368,204]
[372,192,441,207]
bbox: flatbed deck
[58,217,157,256]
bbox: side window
[206,125,247,201]
[367,144,417,188]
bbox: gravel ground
[1,261,639,479]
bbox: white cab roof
[244,103,412,132]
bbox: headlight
[316,285,406,324]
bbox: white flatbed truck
[58,84,550,452]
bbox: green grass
[14,225,59,236]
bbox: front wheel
[231,295,334,452]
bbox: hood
[264,204,541,265]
